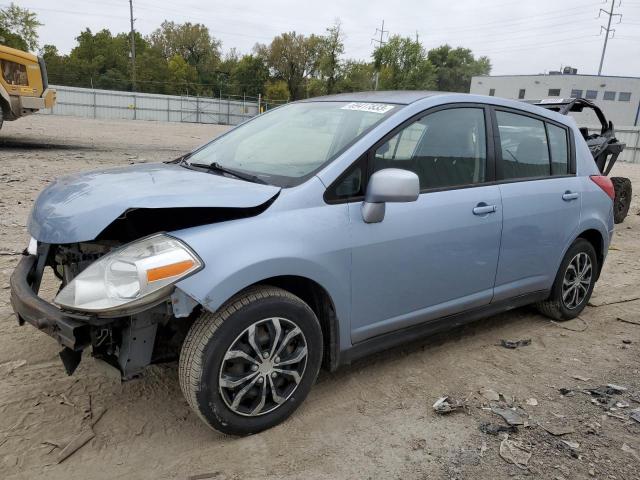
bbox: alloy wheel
[561,252,592,310]
[219,317,308,416]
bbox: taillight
[590,175,615,201]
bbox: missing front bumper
[9,254,92,351]
[9,254,163,379]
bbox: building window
[489,88,495,97]
[619,92,631,102]
[570,89,583,98]
[585,90,597,100]
[548,89,561,97]
[603,91,616,101]
[518,89,526,99]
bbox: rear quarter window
[547,123,569,175]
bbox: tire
[536,238,598,321]
[179,286,323,435]
[611,177,632,224]
[0,108,3,131]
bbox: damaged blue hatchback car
[10,91,615,435]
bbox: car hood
[28,163,281,244]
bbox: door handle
[472,204,497,215]
[562,191,580,201]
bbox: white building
[470,73,640,127]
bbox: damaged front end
[10,237,202,380]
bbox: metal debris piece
[479,387,500,402]
[491,406,524,426]
[479,422,518,436]
[572,374,591,382]
[433,396,465,414]
[499,436,531,469]
[629,408,640,424]
[499,339,531,349]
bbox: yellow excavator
[0,44,56,130]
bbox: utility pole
[371,20,388,90]
[598,0,622,76]
[129,0,137,91]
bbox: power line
[598,0,623,75]
[129,0,136,91]
[371,20,388,90]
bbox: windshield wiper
[189,162,268,185]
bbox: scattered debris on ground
[479,423,518,436]
[491,406,525,426]
[539,420,575,436]
[478,387,500,402]
[499,436,531,469]
[559,387,575,396]
[433,395,466,414]
[499,339,531,349]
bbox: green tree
[167,54,198,94]
[373,35,436,90]
[427,45,491,92]
[318,20,345,94]
[229,54,269,97]
[258,32,323,100]
[336,60,375,92]
[264,80,290,102]
[0,3,41,51]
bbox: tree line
[1,3,491,101]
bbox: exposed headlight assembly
[55,234,202,313]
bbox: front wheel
[536,238,598,321]
[179,286,323,435]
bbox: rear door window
[496,111,550,179]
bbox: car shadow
[317,305,550,383]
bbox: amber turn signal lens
[146,260,195,282]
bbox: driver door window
[373,108,487,190]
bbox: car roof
[300,90,449,105]
[299,90,574,127]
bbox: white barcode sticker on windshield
[341,102,395,114]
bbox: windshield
[186,101,400,186]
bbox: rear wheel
[0,108,4,130]
[611,177,632,224]
[179,286,323,435]
[536,238,598,321]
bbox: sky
[12,0,640,77]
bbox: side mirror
[361,168,420,223]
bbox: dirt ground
[1,115,639,480]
